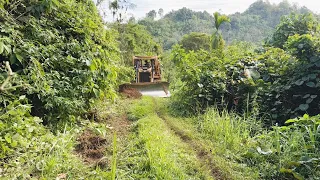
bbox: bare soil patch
[76,130,108,168]
[119,85,142,99]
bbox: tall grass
[1,125,114,179]
[111,132,117,180]
[194,107,320,179]
[199,107,262,156]
[251,115,320,179]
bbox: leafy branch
[0,61,28,92]
[0,61,14,91]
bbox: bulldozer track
[152,98,230,180]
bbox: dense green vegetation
[169,12,320,179]
[114,22,161,65]
[0,0,128,125]
[139,0,314,49]
[180,32,211,52]
[0,0,128,178]
[1,0,320,179]
[170,13,320,124]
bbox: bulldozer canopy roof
[133,56,158,60]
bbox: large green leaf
[15,53,23,62]
[308,74,317,79]
[303,94,310,99]
[310,56,318,62]
[3,44,11,54]
[295,79,304,86]
[9,54,16,64]
[306,98,313,104]
[299,104,309,111]
[4,133,11,144]
[306,82,315,87]
[0,41,4,54]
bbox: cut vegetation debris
[120,88,142,99]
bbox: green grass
[116,97,212,179]
[126,96,156,121]
[199,108,262,157]
[111,132,117,180]
[137,114,212,179]
[161,96,320,179]
[4,96,316,180]
[157,98,259,179]
[0,98,127,180]
[1,126,113,179]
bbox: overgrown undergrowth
[0,98,128,179]
[163,97,320,179]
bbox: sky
[126,0,320,19]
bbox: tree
[211,12,230,50]
[128,16,136,23]
[146,10,157,20]
[180,32,211,51]
[116,23,162,65]
[158,8,164,17]
[108,0,136,23]
[266,13,319,48]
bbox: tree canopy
[138,1,315,49]
[180,32,211,51]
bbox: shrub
[170,13,320,125]
[244,114,320,179]
[0,97,46,158]
[0,0,129,126]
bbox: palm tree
[98,0,136,23]
[109,0,119,21]
[211,12,230,50]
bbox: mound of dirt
[76,130,108,167]
[120,87,142,99]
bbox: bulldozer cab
[133,56,161,83]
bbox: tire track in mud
[152,98,230,180]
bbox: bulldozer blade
[120,82,170,97]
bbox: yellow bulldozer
[120,56,170,97]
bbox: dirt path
[152,98,230,180]
[160,114,229,180]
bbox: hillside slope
[138,0,314,49]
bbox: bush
[0,97,46,158]
[170,13,320,125]
[194,107,320,179]
[0,0,128,126]
[244,114,320,179]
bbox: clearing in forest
[112,96,257,179]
